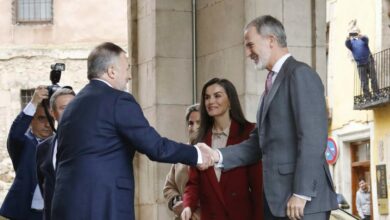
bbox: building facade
[327,0,390,219]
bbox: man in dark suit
[51,42,212,220]
[0,86,53,220]
[36,88,75,220]
[207,15,338,220]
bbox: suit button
[231,192,237,196]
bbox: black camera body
[48,63,65,97]
[349,32,358,37]
[43,63,67,132]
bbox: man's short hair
[358,177,366,183]
[245,15,287,47]
[87,42,126,80]
[50,88,76,111]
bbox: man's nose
[43,120,51,127]
[245,48,251,58]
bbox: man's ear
[50,108,57,121]
[269,35,277,48]
[106,65,116,79]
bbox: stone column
[129,0,193,219]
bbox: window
[20,89,35,109]
[16,0,53,23]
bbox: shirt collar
[212,124,230,137]
[272,53,291,73]
[91,78,113,88]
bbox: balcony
[354,48,390,110]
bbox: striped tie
[265,71,274,95]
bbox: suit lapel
[257,93,265,123]
[204,131,227,207]
[260,57,294,126]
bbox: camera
[48,63,65,98]
[349,32,358,37]
[43,63,67,132]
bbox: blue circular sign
[326,138,338,165]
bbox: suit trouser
[264,194,330,220]
[357,57,379,97]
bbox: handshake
[195,143,221,170]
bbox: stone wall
[0,0,127,207]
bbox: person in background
[36,88,75,220]
[345,22,379,98]
[0,86,53,220]
[356,178,371,220]
[163,104,201,220]
[182,78,263,220]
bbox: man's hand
[196,143,214,170]
[196,143,218,170]
[172,201,184,217]
[286,195,307,220]
[31,85,49,107]
[181,207,192,220]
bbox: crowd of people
[0,15,338,220]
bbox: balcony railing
[354,48,390,110]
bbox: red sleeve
[183,166,201,212]
[248,161,263,220]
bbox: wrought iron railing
[354,48,390,110]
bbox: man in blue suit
[0,86,53,220]
[36,88,75,220]
[51,42,212,220]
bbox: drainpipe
[192,0,197,104]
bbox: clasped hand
[195,143,220,170]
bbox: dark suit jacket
[183,121,263,220]
[36,135,56,220]
[220,56,338,217]
[51,80,198,220]
[0,112,41,219]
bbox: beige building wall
[0,0,128,205]
[373,106,390,219]
[327,0,375,131]
[197,0,326,122]
[129,0,193,219]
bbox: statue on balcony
[345,20,379,98]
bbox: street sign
[326,138,338,165]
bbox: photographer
[36,88,75,220]
[345,26,379,98]
[0,86,53,220]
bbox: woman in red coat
[182,78,263,220]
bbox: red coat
[183,121,263,220]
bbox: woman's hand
[181,207,192,220]
[172,201,184,217]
